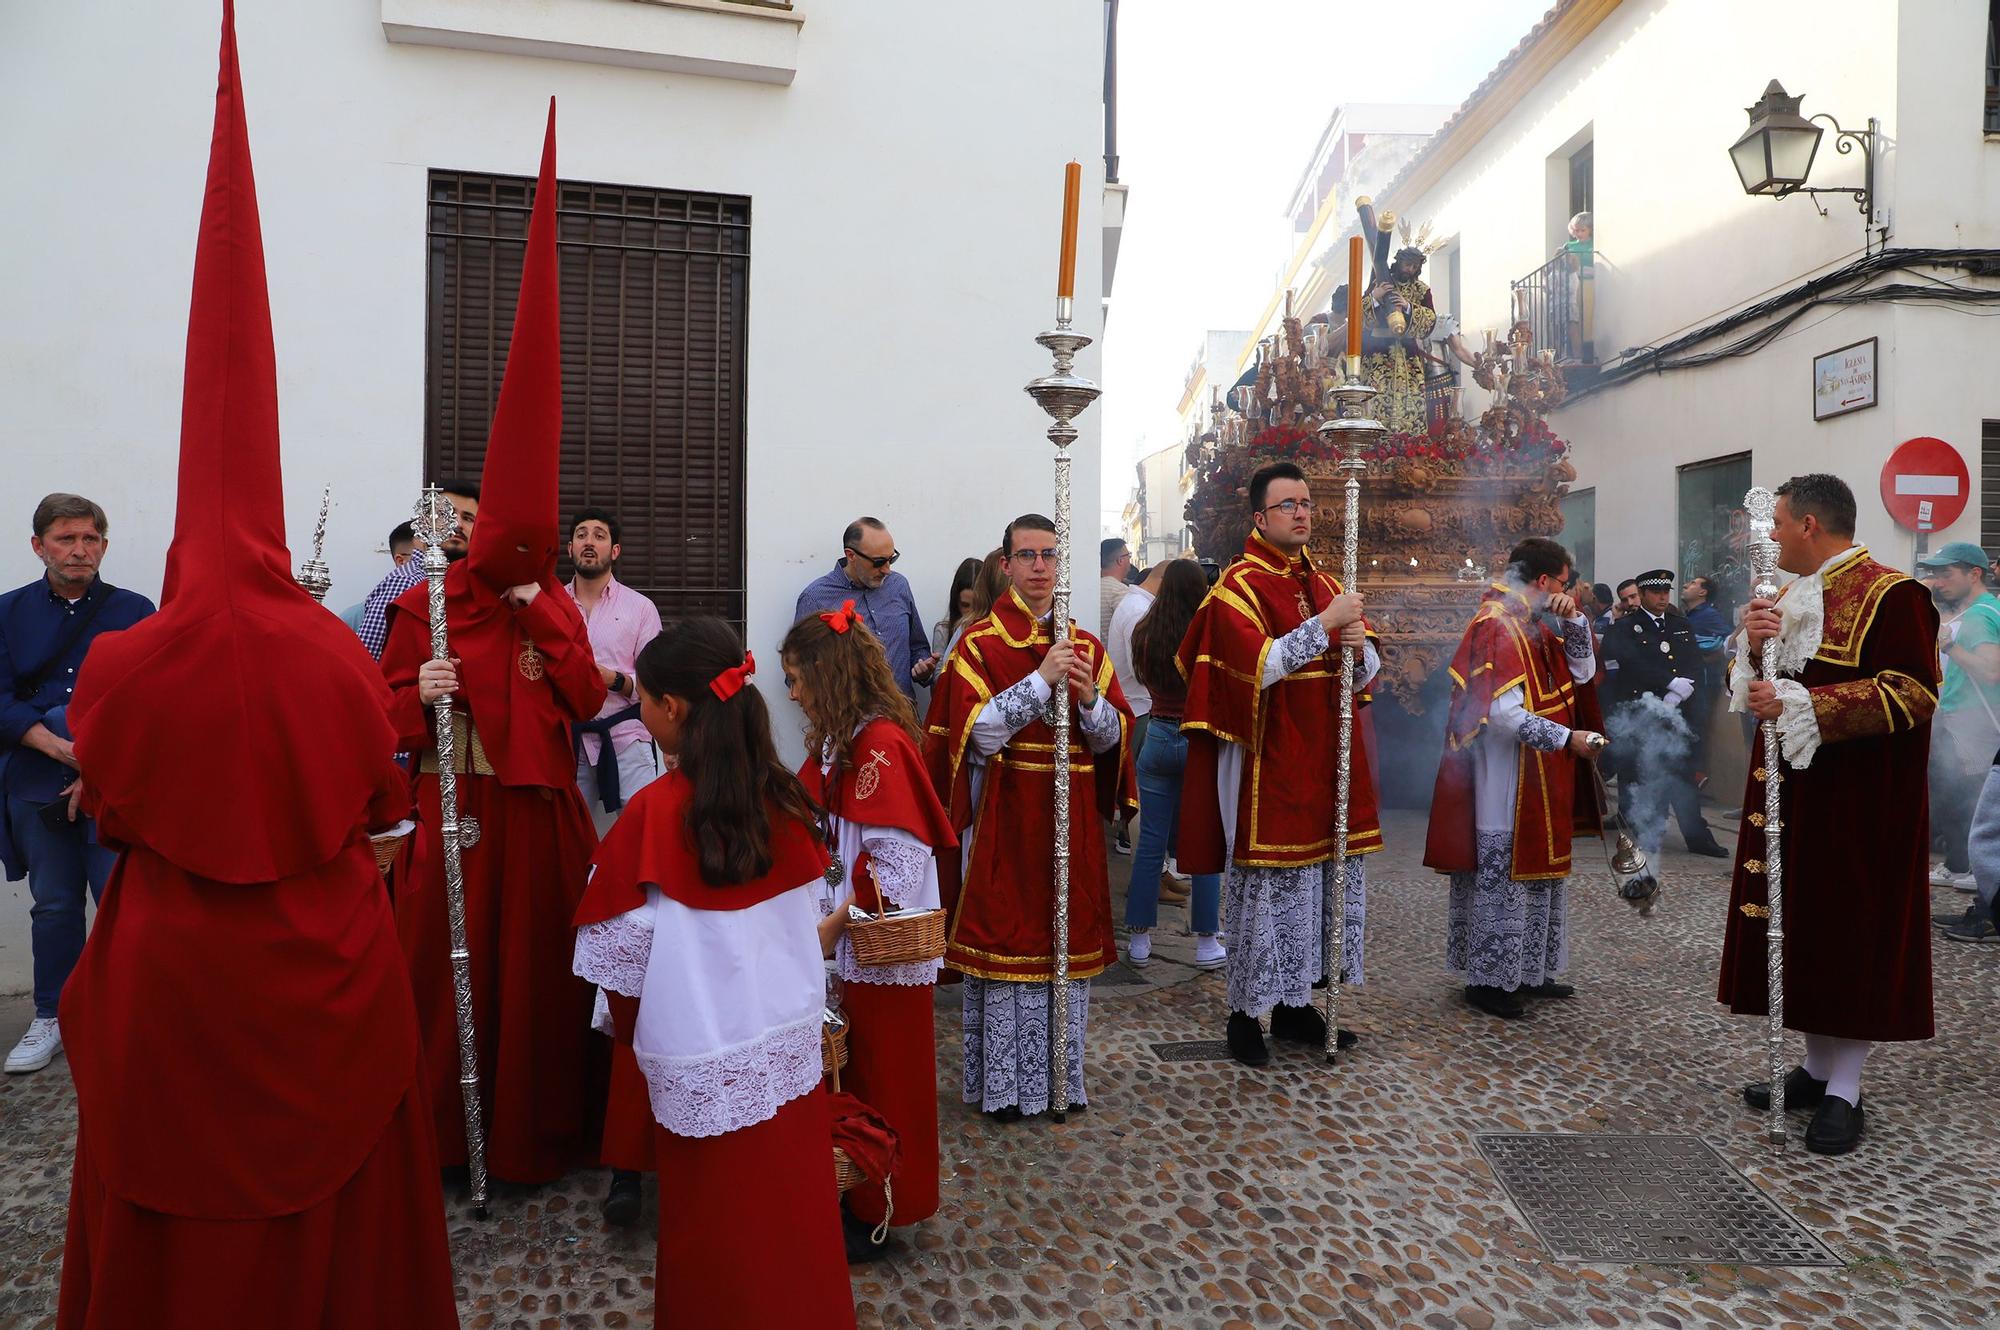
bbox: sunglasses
[845,548,901,570]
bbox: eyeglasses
[1261,499,1316,516]
[845,548,901,570]
[1009,549,1061,565]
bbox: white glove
[1665,677,1694,707]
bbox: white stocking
[1802,1033,1870,1106]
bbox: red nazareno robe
[799,716,955,1227]
[925,587,1134,983]
[1718,550,1938,1041]
[1424,585,1603,881]
[383,571,609,1183]
[1177,528,1382,872]
[58,9,456,1322]
[574,774,854,1330]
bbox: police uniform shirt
[1602,607,1697,709]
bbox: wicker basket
[369,827,412,878]
[847,862,948,967]
[833,1147,864,1194]
[821,1013,849,1084]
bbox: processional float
[1023,162,1099,1122]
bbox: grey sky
[1099,1,1552,532]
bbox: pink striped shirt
[566,575,663,761]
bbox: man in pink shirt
[566,508,664,837]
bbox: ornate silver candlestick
[413,484,490,1212]
[295,485,333,603]
[1744,485,1787,1144]
[1023,294,1101,1122]
[1312,355,1382,1065]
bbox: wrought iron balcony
[1510,250,1595,368]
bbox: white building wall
[0,0,1105,995]
[0,0,1105,744]
[1386,0,1999,583]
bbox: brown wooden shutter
[426,170,751,628]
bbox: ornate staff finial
[295,484,333,603]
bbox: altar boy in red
[925,514,1134,1121]
[783,604,956,1254]
[574,619,855,1329]
[382,102,609,1184]
[58,8,457,1324]
[1177,461,1381,1068]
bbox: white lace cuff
[863,835,934,908]
[574,904,655,998]
[635,1011,822,1139]
[1773,679,1820,770]
[1078,692,1122,753]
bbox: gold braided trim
[1744,859,1765,874]
[1739,903,1770,919]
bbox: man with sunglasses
[795,517,937,702]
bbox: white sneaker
[5,1017,62,1074]
[1192,935,1227,970]
[1931,865,1959,887]
[1947,870,1979,893]
[1127,931,1152,967]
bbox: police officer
[1600,569,1728,856]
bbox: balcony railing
[1511,251,1593,366]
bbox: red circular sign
[1879,436,1968,532]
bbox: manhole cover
[1092,961,1148,987]
[1149,1039,1235,1062]
[1476,1134,1840,1266]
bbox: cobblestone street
[3,809,1997,1329]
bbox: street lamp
[1729,80,1877,236]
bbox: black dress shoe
[1687,841,1731,859]
[1226,1010,1270,1067]
[1804,1095,1865,1155]
[1742,1065,1826,1113]
[1268,1002,1327,1045]
[1464,984,1526,1019]
[1335,1027,1359,1051]
[841,1206,892,1264]
[983,1105,1024,1123]
[602,1169,642,1227]
[1525,981,1575,999]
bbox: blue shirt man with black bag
[0,494,154,1073]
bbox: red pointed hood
[68,0,399,884]
[468,100,563,591]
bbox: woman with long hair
[573,618,855,1329]
[1124,560,1226,970]
[782,604,956,1260]
[932,557,983,656]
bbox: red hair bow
[820,599,861,634]
[709,650,756,701]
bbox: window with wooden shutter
[425,170,751,629]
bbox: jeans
[6,796,116,1018]
[1966,766,2000,923]
[1123,722,1221,934]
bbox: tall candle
[1057,161,1082,301]
[1345,235,1364,360]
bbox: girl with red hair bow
[780,608,956,1261]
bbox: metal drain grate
[1092,961,1149,987]
[1149,1039,1236,1062]
[1477,1133,1840,1266]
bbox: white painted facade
[0,0,1109,991]
[1125,441,1189,567]
[1372,0,2000,584]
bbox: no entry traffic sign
[1880,436,1968,532]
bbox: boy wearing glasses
[795,517,938,701]
[1177,462,1381,1067]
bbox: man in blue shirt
[1,494,155,1073]
[793,517,937,701]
